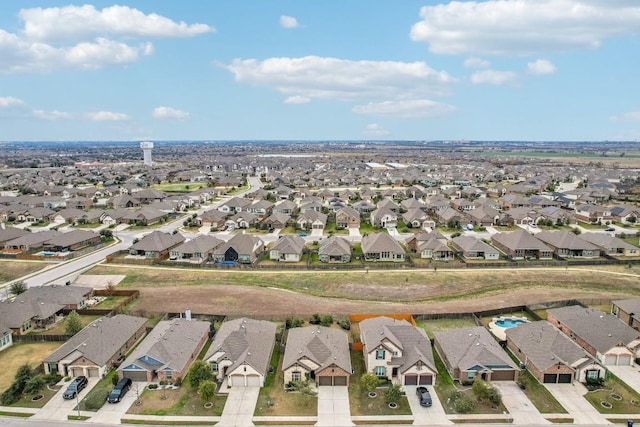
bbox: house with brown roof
[0,227,29,246]
[335,206,360,229]
[204,318,276,387]
[612,298,640,330]
[534,230,600,258]
[169,235,223,263]
[434,326,518,383]
[269,235,306,262]
[282,325,352,386]
[213,234,264,264]
[580,233,639,257]
[451,236,500,260]
[43,230,101,252]
[198,209,228,229]
[129,231,186,259]
[360,316,436,386]
[369,207,398,228]
[296,211,327,230]
[491,229,553,260]
[361,232,405,262]
[263,212,291,229]
[318,236,352,263]
[3,230,62,254]
[506,321,606,384]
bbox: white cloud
[284,96,311,104]
[224,56,456,102]
[19,5,214,41]
[363,123,390,137]
[32,109,73,120]
[470,70,517,85]
[410,0,640,55]
[352,99,455,118]
[152,106,190,120]
[610,111,640,122]
[0,96,26,107]
[86,111,130,121]
[527,59,556,75]
[279,15,300,29]
[464,57,490,69]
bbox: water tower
[140,141,154,167]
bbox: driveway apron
[217,386,260,427]
[404,385,451,425]
[493,381,549,425]
[88,381,149,424]
[32,377,99,421]
[316,386,353,426]
[544,383,611,425]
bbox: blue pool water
[495,318,527,328]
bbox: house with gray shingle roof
[129,231,185,259]
[580,232,639,257]
[43,229,102,252]
[204,317,276,387]
[361,232,405,262]
[3,230,62,253]
[213,233,264,264]
[491,229,553,260]
[534,230,600,259]
[434,326,518,383]
[451,236,500,260]
[359,316,436,386]
[44,314,147,378]
[119,318,210,382]
[0,227,29,245]
[547,305,640,366]
[335,206,360,229]
[269,235,306,262]
[612,298,640,330]
[283,325,352,386]
[319,236,352,263]
[170,235,223,263]
[506,321,605,384]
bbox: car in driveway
[416,386,432,407]
[63,376,88,399]
[107,378,132,403]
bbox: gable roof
[204,317,276,377]
[491,229,553,251]
[361,232,404,254]
[271,235,306,255]
[173,235,223,254]
[535,230,599,251]
[283,326,351,374]
[217,233,263,255]
[451,235,498,254]
[44,315,146,366]
[319,236,352,256]
[434,326,516,372]
[580,232,638,251]
[130,231,185,252]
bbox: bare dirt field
[89,264,640,318]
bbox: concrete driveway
[544,383,611,424]
[311,228,323,238]
[348,227,360,237]
[88,381,148,424]
[316,386,353,426]
[608,365,640,390]
[32,377,99,421]
[404,385,451,425]
[217,386,260,427]
[493,381,549,425]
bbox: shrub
[384,384,403,404]
[309,313,322,325]
[320,315,333,327]
[338,318,351,330]
[454,395,475,413]
[84,389,109,410]
[360,374,379,393]
[65,311,83,336]
[0,383,22,405]
[44,373,63,385]
[23,375,46,395]
[148,384,158,390]
[472,379,501,405]
[10,282,27,296]
[173,377,183,387]
[188,360,214,388]
[14,364,34,390]
[285,317,304,329]
[199,380,216,402]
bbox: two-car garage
[404,374,433,386]
[318,375,348,386]
[543,373,573,383]
[230,374,261,387]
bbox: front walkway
[493,381,549,425]
[316,386,353,426]
[544,383,611,424]
[216,386,260,427]
[404,385,451,425]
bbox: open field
[0,260,52,283]
[90,264,640,317]
[0,342,61,392]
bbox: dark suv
[416,386,432,407]
[107,378,132,403]
[63,376,88,399]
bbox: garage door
[246,375,261,387]
[334,376,347,386]
[404,375,418,385]
[230,375,246,386]
[71,367,84,377]
[418,375,433,385]
[318,376,332,386]
[543,374,557,383]
[618,355,632,366]
[605,355,617,365]
[491,370,515,381]
[558,374,572,383]
[123,370,149,382]
[87,368,100,378]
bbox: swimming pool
[488,316,530,340]
[494,318,528,328]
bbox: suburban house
[534,231,600,259]
[450,236,500,260]
[491,229,554,260]
[580,232,639,257]
[169,235,223,263]
[3,230,62,254]
[506,321,606,384]
[547,305,640,366]
[573,204,612,223]
[318,236,352,263]
[121,207,167,226]
[246,199,274,218]
[18,285,93,310]
[119,318,210,382]
[610,205,640,224]
[42,230,102,252]
[0,227,29,246]
[369,207,398,228]
[402,209,430,228]
[44,315,147,378]
[204,317,276,387]
[269,235,306,262]
[335,206,360,229]
[273,200,297,215]
[434,326,518,383]
[129,231,185,259]
[282,325,352,386]
[612,298,640,330]
[263,212,291,229]
[228,212,259,229]
[414,236,455,261]
[199,209,228,229]
[361,232,405,262]
[0,324,13,353]
[213,234,264,264]
[359,316,436,386]
[218,197,252,214]
[296,211,328,230]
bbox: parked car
[298,232,307,237]
[605,227,615,232]
[107,378,132,403]
[416,386,432,407]
[63,376,88,400]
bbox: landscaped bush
[384,384,403,404]
[338,318,351,330]
[23,375,46,395]
[84,389,109,410]
[309,313,322,325]
[1,383,22,405]
[360,373,380,393]
[285,317,304,328]
[320,315,333,327]
[454,395,475,413]
[472,379,501,405]
[44,373,63,385]
[188,360,214,388]
[147,384,158,390]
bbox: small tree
[10,282,27,295]
[199,380,216,403]
[309,313,322,325]
[65,311,83,336]
[23,375,46,395]
[188,360,214,388]
[320,315,333,327]
[384,383,403,404]
[361,374,379,393]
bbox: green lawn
[577,222,607,230]
[94,295,130,310]
[37,314,103,335]
[584,373,640,414]
[324,222,349,236]
[152,183,206,192]
[79,369,118,412]
[417,318,477,340]
[516,370,566,414]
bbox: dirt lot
[90,265,640,318]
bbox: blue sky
[1,0,639,142]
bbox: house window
[292,371,302,382]
[376,350,385,360]
[211,362,218,373]
[392,351,398,356]
[586,370,599,380]
[374,366,386,377]
[467,371,475,380]
[166,371,173,380]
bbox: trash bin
[627,420,634,427]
